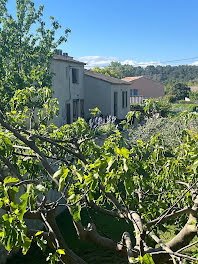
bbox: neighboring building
[190,86,198,92]
[50,53,86,126]
[84,70,131,119]
[122,76,165,103]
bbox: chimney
[56,49,62,56]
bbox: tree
[169,82,190,100]
[1,1,198,264]
[0,0,70,111]
[91,66,120,78]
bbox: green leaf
[53,168,64,179]
[56,249,65,255]
[70,204,81,223]
[18,193,29,220]
[58,177,65,192]
[35,231,44,236]
[120,148,130,158]
[192,159,198,173]
[22,237,31,255]
[142,253,155,264]
[106,157,115,172]
[4,177,19,185]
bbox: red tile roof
[122,76,143,82]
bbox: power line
[84,55,198,68]
[138,56,198,66]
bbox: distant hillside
[107,62,198,85]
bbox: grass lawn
[171,102,198,113]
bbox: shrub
[129,112,198,147]
[164,94,177,103]
[130,104,144,111]
[189,91,198,101]
[143,98,172,117]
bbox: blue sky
[7,0,198,67]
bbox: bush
[129,112,198,147]
[130,104,144,111]
[143,98,172,117]
[164,94,177,103]
[168,82,190,100]
[189,91,198,101]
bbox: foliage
[143,98,172,117]
[0,0,70,111]
[91,67,119,78]
[129,112,198,147]
[130,104,144,111]
[108,62,198,85]
[189,91,198,101]
[167,82,190,100]
[163,94,177,103]
[1,1,198,264]
[171,103,198,113]
[95,62,198,90]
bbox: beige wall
[84,75,111,118]
[129,77,164,98]
[50,59,84,126]
[84,75,130,119]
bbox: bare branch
[0,154,23,181]
[148,180,198,235]
[166,214,197,252]
[98,183,124,212]
[148,232,178,263]
[88,201,125,219]
[177,240,198,253]
[176,181,190,188]
[151,250,198,263]
[73,220,138,258]
[120,232,135,262]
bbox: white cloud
[77,56,117,68]
[77,55,162,68]
[191,61,198,66]
[121,60,161,67]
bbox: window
[80,99,84,118]
[66,103,71,124]
[72,68,79,83]
[134,89,138,96]
[122,91,128,108]
[130,89,138,96]
[122,91,125,108]
[73,99,79,120]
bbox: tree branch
[88,201,124,219]
[147,207,194,227]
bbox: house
[50,52,86,126]
[122,76,165,104]
[84,70,131,119]
[190,86,198,92]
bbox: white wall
[50,59,84,126]
[84,75,111,118]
